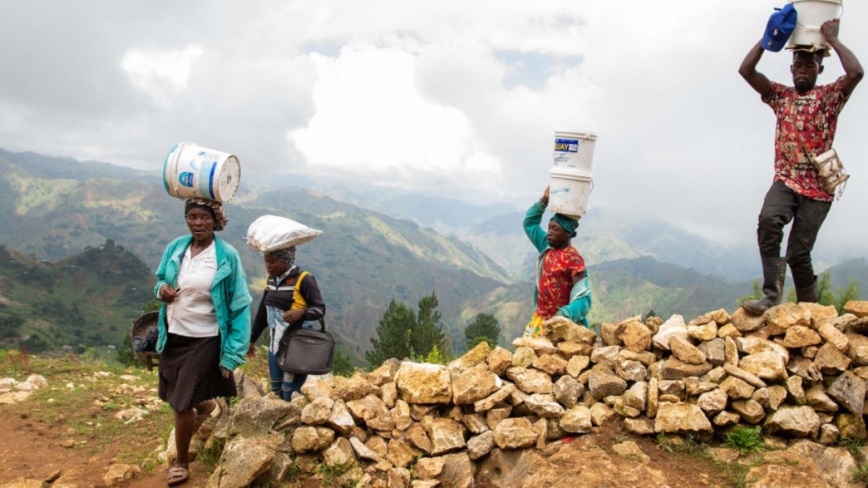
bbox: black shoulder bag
[277,318,335,375]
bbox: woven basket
[130,311,159,370]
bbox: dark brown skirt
[158,333,237,412]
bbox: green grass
[722,426,766,456]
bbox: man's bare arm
[822,19,864,96]
[739,41,773,98]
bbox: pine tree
[365,300,415,367]
[411,293,445,358]
[464,313,500,350]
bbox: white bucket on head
[163,142,241,203]
[552,130,598,172]
[548,167,593,219]
[788,0,843,49]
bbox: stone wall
[199,300,868,488]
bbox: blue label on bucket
[554,138,580,153]
[179,172,195,188]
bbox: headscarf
[550,213,579,238]
[266,246,296,267]
[184,197,228,231]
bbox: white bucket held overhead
[548,166,593,219]
[788,0,843,49]
[163,142,241,203]
[552,130,598,172]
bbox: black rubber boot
[743,257,787,315]
[796,276,819,304]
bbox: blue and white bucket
[553,130,598,172]
[163,142,241,203]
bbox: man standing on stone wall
[738,19,863,315]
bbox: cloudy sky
[1,0,866,251]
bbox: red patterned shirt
[536,247,585,319]
[763,77,849,202]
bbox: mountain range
[0,148,865,364]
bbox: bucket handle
[795,2,843,30]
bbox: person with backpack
[248,246,326,400]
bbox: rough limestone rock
[730,307,766,332]
[782,326,822,349]
[805,385,838,412]
[736,336,790,363]
[787,356,823,383]
[512,337,558,356]
[228,396,301,437]
[588,368,627,399]
[301,397,334,425]
[846,333,868,366]
[292,426,335,453]
[322,437,356,468]
[717,323,742,339]
[421,417,466,455]
[559,405,593,434]
[557,341,593,358]
[506,367,553,395]
[612,440,650,464]
[330,373,379,401]
[722,363,766,388]
[349,437,383,463]
[208,436,276,488]
[449,341,491,372]
[618,321,653,353]
[668,336,706,365]
[688,321,718,342]
[600,322,624,346]
[622,381,648,411]
[406,423,433,455]
[451,364,500,405]
[347,394,390,427]
[553,375,581,408]
[103,464,143,486]
[615,359,647,382]
[487,347,513,375]
[493,417,538,449]
[838,413,868,441]
[524,394,565,419]
[542,316,596,345]
[395,363,453,404]
[765,406,821,438]
[659,357,713,380]
[654,402,713,436]
[752,386,787,411]
[589,402,616,426]
[731,399,766,424]
[817,322,849,353]
[814,342,852,375]
[713,411,740,427]
[819,424,841,445]
[590,346,621,369]
[467,431,496,460]
[827,371,866,415]
[697,388,728,415]
[512,347,536,368]
[844,300,868,318]
[739,351,788,382]
[327,400,356,435]
[473,383,516,413]
[415,457,446,479]
[764,302,811,335]
[720,376,755,400]
[566,355,590,378]
[367,360,399,387]
[387,439,422,469]
[651,315,688,350]
[436,452,474,488]
[532,354,568,376]
[624,417,656,435]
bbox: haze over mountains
[0,148,865,365]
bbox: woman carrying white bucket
[521,186,592,338]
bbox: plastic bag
[246,215,322,252]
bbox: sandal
[167,465,189,486]
[194,399,216,431]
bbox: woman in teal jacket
[154,198,251,486]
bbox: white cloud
[123,45,205,106]
[1,0,867,256]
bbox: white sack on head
[246,215,322,252]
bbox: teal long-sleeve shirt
[154,235,253,372]
[523,200,592,327]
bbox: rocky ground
[3,300,868,487]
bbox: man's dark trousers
[757,180,832,290]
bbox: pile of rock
[198,301,868,488]
[0,374,48,404]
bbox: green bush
[722,426,765,456]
